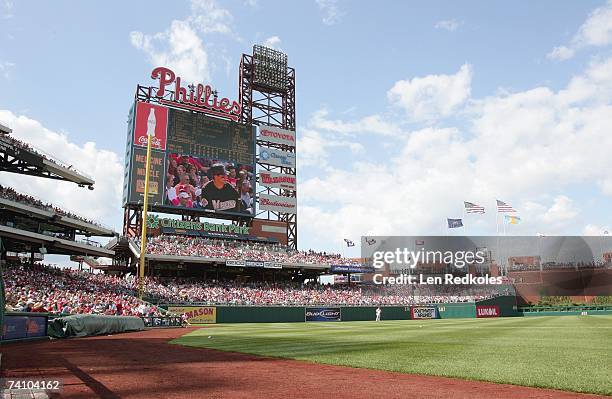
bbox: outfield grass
[172,316,612,395]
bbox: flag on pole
[447,218,463,228]
[464,201,485,214]
[344,239,355,247]
[504,215,522,225]
[496,200,516,213]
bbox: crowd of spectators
[4,263,509,314]
[0,185,106,228]
[146,235,361,266]
[509,261,611,271]
[0,133,87,175]
[4,263,162,317]
[165,154,254,214]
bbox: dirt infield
[1,328,608,399]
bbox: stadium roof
[0,197,116,237]
[0,224,115,257]
[0,134,95,188]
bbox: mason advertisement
[258,194,297,214]
[258,171,296,190]
[258,125,296,147]
[258,147,296,168]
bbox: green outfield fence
[158,296,524,323]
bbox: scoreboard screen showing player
[123,101,256,218]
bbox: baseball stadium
[1,25,612,399]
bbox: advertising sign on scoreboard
[134,102,168,150]
[258,147,296,168]
[258,125,296,147]
[258,194,297,214]
[258,171,296,191]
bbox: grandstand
[0,123,116,270]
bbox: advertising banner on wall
[258,125,296,147]
[476,305,500,318]
[167,306,216,324]
[410,307,438,319]
[258,194,297,214]
[259,171,296,191]
[305,307,341,322]
[258,147,296,168]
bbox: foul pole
[138,130,153,299]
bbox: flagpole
[462,207,467,236]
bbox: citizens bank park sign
[258,171,296,190]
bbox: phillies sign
[259,171,296,190]
[150,67,241,122]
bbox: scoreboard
[122,101,256,218]
[167,110,254,165]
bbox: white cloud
[297,55,612,249]
[297,127,364,167]
[316,0,344,25]
[584,224,611,235]
[435,19,462,32]
[130,0,236,84]
[539,196,579,224]
[310,109,402,137]
[189,0,234,35]
[0,61,15,79]
[1,0,14,19]
[263,36,282,49]
[0,110,124,231]
[547,46,575,61]
[387,64,472,122]
[130,20,210,83]
[547,0,612,60]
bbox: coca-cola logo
[137,135,162,148]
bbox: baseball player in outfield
[376,306,381,322]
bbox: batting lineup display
[123,100,256,217]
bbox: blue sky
[2,0,612,258]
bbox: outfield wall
[161,296,532,323]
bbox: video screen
[165,153,254,216]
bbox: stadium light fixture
[253,45,288,91]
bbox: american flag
[464,201,485,214]
[496,200,516,213]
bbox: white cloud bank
[297,55,612,250]
[547,0,612,60]
[0,110,124,231]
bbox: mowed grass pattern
[172,316,612,395]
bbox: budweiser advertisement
[259,171,296,191]
[258,125,296,147]
[258,193,297,214]
[258,147,296,168]
[134,102,168,150]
